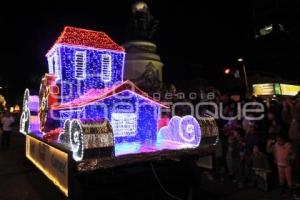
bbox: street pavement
[0,128,292,200]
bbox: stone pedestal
[123,41,163,82]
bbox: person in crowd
[267,134,295,194]
[214,134,225,178]
[1,111,15,150]
[282,98,293,132]
[282,97,300,187]
[226,128,241,180]
[244,125,259,156]
[267,111,282,141]
[252,145,271,191]
[264,110,282,189]
[242,114,254,135]
[243,124,259,186]
[237,129,246,188]
[290,99,300,188]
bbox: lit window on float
[111,113,137,137]
[101,54,112,82]
[75,51,86,80]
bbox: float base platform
[25,133,216,198]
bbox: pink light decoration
[51,80,168,110]
[114,140,201,157]
[46,26,124,57]
[158,116,170,130]
[43,128,64,142]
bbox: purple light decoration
[29,116,41,132]
[20,89,40,135]
[158,115,201,147]
[28,95,40,133]
[29,95,39,113]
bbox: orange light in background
[10,107,14,113]
[14,104,20,112]
[224,68,231,74]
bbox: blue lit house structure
[52,80,166,146]
[23,26,211,162]
[44,26,170,154]
[21,26,217,197]
[46,26,125,103]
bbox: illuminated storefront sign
[253,83,275,96]
[274,83,282,95]
[26,135,69,196]
[253,83,300,96]
[280,84,300,96]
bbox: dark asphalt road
[0,128,291,200]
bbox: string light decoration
[74,51,87,80]
[58,119,71,144]
[20,89,40,135]
[158,115,201,147]
[20,25,222,198]
[39,75,55,133]
[111,113,137,137]
[20,89,31,135]
[59,108,85,127]
[101,54,112,82]
[197,115,219,138]
[67,119,115,161]
[25,26,220,162]
[52,80,167,110]
[43,128,63,141]
[46,26,124,57]
[58,46,125,103]
[46,26,125,103]
[55,89,162,146]
[70,119,84,161]
[81,118,114,151]
[50,80,166,146]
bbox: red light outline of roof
[51,80,168,110]
[46,26,124,56]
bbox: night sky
[0,1,299,104]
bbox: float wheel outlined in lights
[20,89,30,134]
[70,120,84,161]
[59,119,71,144]
[38,82,49,132]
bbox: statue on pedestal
[131,1,159,40]
[124,1,164,93]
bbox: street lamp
[238,58,250,96]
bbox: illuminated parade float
[20,26,218,197]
